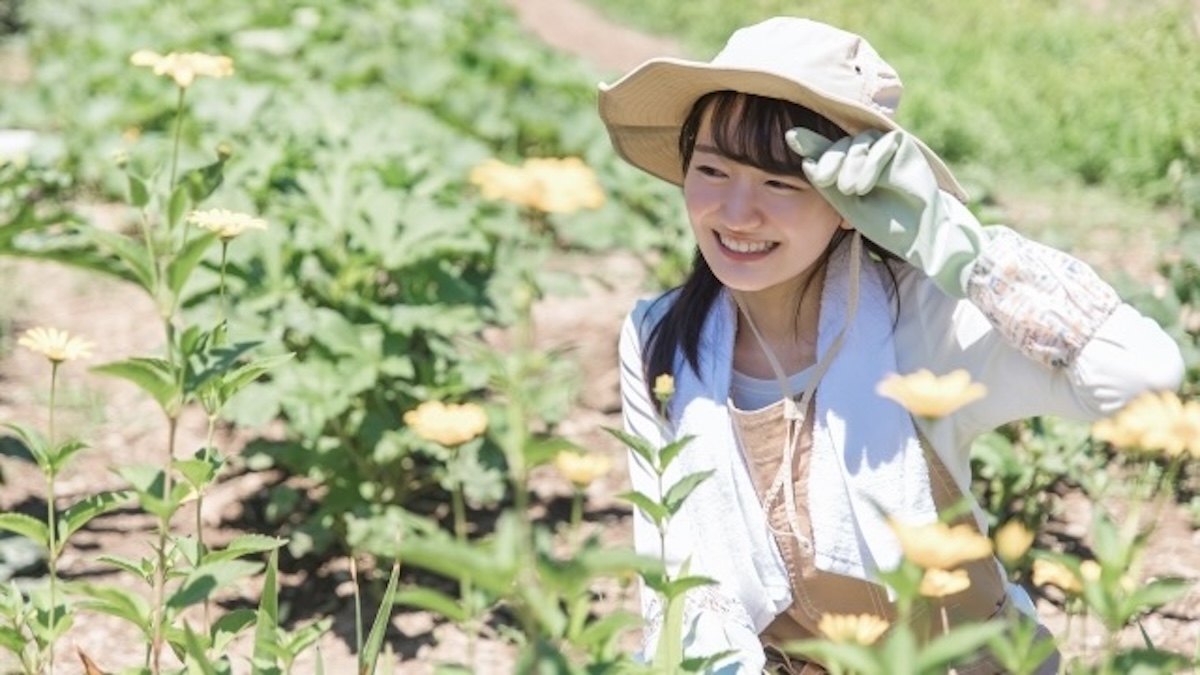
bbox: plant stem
[198,414,218,641]
[451,481,478,668]
[150,415,179,675]
[569,488,583,549]
[168,86,186,194]
[45,361,59,675]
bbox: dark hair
[643,91,902,400]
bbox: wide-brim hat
[598,17,967,202]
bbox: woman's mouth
[716,232,778,256]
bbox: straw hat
[598,17,967,202]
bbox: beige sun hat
[598,17,967,202]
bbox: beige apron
[730,398,1059,674]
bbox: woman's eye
[696,165,726,178]
[766,179,803,191]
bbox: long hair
[643,91,902,399]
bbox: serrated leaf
[205,534,287,564]
[663,469,714,514]
[95,554,153,581]
[173,452,222,490]
[58,490,134,545]
[168,560,262,610]
[48,439,89,476]
[658,435,696,470]
[0,513,49,550]
[212,608,256,653]
[74,584,152,637]
[217,354,294,402]
[93,358,181,417]
[617,491,669,526]
[603,427,659,468]
[116,464,190,520]
[2,422,50,470]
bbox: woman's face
[683,111,846,295]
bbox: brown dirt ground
[1,1,1198,673]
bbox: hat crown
[713,17,902,119]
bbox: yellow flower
[1031,558,1081,594]
[187,209,268,241]
[403,401,488,447]
[889,519,993,570]
[876,368,987,419]
[816,613,889,646]
[919,567,972,598]
[469,156,605,215]
[993,520,1035,566]
[653,374,675,403]
[521,157,605,214]
[1093,391,1200,458]
[17,327,94,363]
[130,49,234,88]
[554,451,612,487]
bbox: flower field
[0,0,1198,673]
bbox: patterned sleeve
[965,226,1121,369]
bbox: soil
[0,1,1198,674]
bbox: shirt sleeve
[618,305,767,674]
[894,226,1184,458]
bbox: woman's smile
[716,231,779,257]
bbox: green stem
[168,86,186,193]
[46,361,59,675]
[218,241,229,317]
[150,415,179,675]
[198,414,218,643]
[451,482,477,668]
[569,489,583,549]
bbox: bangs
[680,91,846,177]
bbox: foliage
[583,0,1199,205]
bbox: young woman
[598,16,1183,674]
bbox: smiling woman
[598,15,1183,673]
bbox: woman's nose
[720,181,761,230]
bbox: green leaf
[58,489,134,545]
[48,439,89,476]
[168,183,190,230]
[167,231,218,299]
[574,610,641,654]
[86,228,155,294]
[0,513,49,550]
[663,469,715,514]
[93,357,181,417]
[206,534,287,564]
[252,548,279,670]
[360,560,401,675]
[212,608,256,653]
[658,435,696,471]
[173,454,222,491]
[116,464,191,520]
[181,624,220,675]
[617,491,668,526]
[778,639,879,674]
[181,156,227,203]
[603,427,659,468]
[127,173,150,209]
[168,560,263,610]
[0,625,25,655]
[75,583,152,638]
[95,554,153,581]
[393,587,467,623]
[217,354,294,402]
[2,422,50,471]
[915,621,1006,672]
[524,436,587,467]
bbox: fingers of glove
[808,136,855,188]
[841,131,902,196]
[785,128,845,187]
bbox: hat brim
[598,58,967,202]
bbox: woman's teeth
[719,233,776,254]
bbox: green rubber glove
[785,127,989,298]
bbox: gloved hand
[785,127,989,298]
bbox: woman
[598,16,1183,673]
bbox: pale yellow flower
[876,368,987,419]
[653,374,675,403]
[1031,558,1082,594]
[521,157,605,214]
[187,209,268,241]
[18,327,94,363]
[130,49,234,88]
[816,613,889,646]
[993,520,1035,566]
[554,450,613,487]
[1093,391,1200,458]
[404,401,488,447]
[889,519,993,570]
[469,156,605,215]
[919,567,972,598]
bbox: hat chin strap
[731,231,863,553]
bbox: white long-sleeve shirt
[619,227,1183,672]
